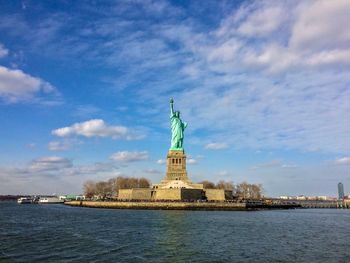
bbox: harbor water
[1,201,349,262]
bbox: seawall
[65,201,247,211]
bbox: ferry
[17,197,33,204]
[38,196,64,204]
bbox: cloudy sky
[0,0,349,197]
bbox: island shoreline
[64,200,300,211]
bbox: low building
[205,189,233,201]
[279,196,289,200]
[59,195,85,201]
[118,189,152,200]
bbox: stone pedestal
[118,149,232,201]
[165,149,189,181]
[153,149,203,190]
[153,188,204,201]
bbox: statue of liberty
[169,98,187,150]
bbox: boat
[17,197,33,204]
[32,196,40,204]
[38,196,64,204]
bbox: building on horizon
[338,182,345,200]
[279,195,336,201]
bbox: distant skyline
[0,0,349,196]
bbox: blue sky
[0,0,350,196]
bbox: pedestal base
[165,149,189,181]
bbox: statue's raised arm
[170,98,175,117]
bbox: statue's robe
[170,114,185,149]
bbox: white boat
[17,197,32,204]
[38,196,64,204]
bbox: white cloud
[217,170,230,177]
[48,139,80,151]
[187,158,197,165]
[157,159,166,165]
[205,142,229,150]
[335,157,350,166]
[237,5,285,37]
[52,119,142,140]
[27,143,36,149]
[281,164,298,169]
[204,0,350,74]
[48,141,69,151]
[290,0,350,50]
[0,158,121,194]
[110,151,149,162]
[217,1,288,39]
[0,43,9,58]
[181,64,201,79]
[67,162,119,176]
[0,65,60,104]
[306,49,350,67]
[29,156,72,172]
[73,105,101,118]
[9,157,117,177]
[143,168,161,174]
[251,160,298,170]
[207,39,241,63]
[242,44,299,73]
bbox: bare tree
[200,180,216,189]
[250,184,263,199]
[83,176,152,200]
[216,180,235,190]
[116,176,128,190]
[95,181,112,200]
[236,182,263,200]
[116,176,151,189]
[108,177,119,196]
[128,177,139,188]
[83,180,96,199]
[138,177,151,188]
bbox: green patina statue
[170,98,187,150]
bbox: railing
[264,199,350,209]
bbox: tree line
[199,180,263,199]
[83,176,150,200]
[83,177,263,200]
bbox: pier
[264,199,350,209]
[298,200,350,209]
